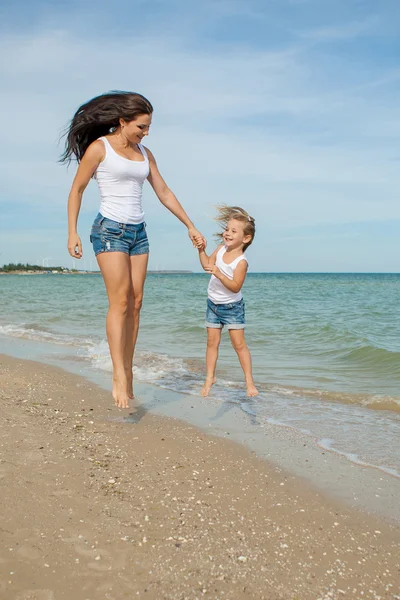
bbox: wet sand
[0,354,399,599]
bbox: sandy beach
[0,354,399,600]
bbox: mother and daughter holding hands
[64,91,258,408]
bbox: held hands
[188,227,206,250]
[197,239,207,251]
[67,233,83,259]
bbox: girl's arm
[67,141,104,258]
[205,259,248,293]
[145,147,205,247]
[198,244,223,271]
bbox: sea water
[1,272,399,479]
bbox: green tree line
[0,263,64,272]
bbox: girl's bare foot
[113,376,130,409]
[200,376,217,397]
[246,382,259,397]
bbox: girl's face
[120,113,152,144]
[223,219,251,250]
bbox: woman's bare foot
[246,382,259,397]
[126,370,134,399]
[112,376,130,409]
[200,376,217,397]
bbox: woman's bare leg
[97,251,131,408]
[125,253,149,399]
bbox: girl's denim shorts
[206,298,245,330]
[90,213,149,257]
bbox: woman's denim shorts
[206,298,245,330]
[90,213,149,257]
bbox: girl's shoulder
[232,253,248,271]
[214,243,225,255]
[208,244,225,262]
[234,255,248,267]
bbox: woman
[63,91,204,409]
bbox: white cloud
[299,17,379,42]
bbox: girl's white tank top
[95,136,150,224]
[208,246,248,304]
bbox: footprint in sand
[74,544,127,572]
[15,590,55,600]
[16,545,42,560]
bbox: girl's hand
[68,233,83,258]
[197,238,207,252]
[204,265,220,277]
[188,226,206,249]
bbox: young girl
[198,206,258,397]
[62,91,204,409]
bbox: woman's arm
[67,141,104,258]
[205,259,248,293]
[145,147,205,247]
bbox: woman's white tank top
[208,246,248,304]
[95,136,150,224]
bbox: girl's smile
[223,218,250,250]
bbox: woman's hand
[68,233,83,258]
[188,227,206,249]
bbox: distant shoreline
[2,270,400,276]
[0,270,194,275]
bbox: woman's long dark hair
[60,91,153,165]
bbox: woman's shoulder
[88,138,107,154]
[82,139,106,163]
[142,145,154,161]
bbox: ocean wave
[318,438,400,479]
[267,383,400,414]
[85,341,189,382]
[0,323,94,348]
[339,344,400,375]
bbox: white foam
[84,342,189,383]
[0,323,94,348]
[318,438,400,479]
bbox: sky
[0,0,399,272]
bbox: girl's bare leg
[125,253,149,399]
[201,327,221,397]
[97,251,131,408]
[228,329,259,397]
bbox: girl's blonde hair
[215,205,255,251]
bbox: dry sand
[0,354,399,600]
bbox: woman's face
[120,113,152,144]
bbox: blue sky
[0,0,399,272]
